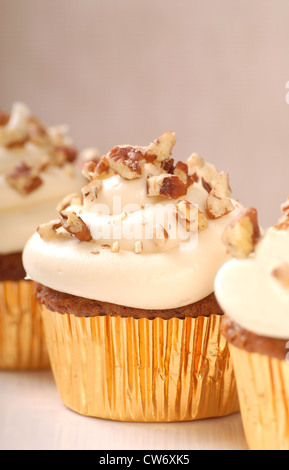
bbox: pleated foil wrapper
[229,344,289,450]
[0,280,50,370]
[41,306,239,422]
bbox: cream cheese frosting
[215,208,289,339]
[23,132,243,310]
[0,103,85,255]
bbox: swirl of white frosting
[23,133,243,309]
[215,226,289,339]
[0,103,85,254]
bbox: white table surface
[0,369,248,451]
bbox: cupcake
[0,102,85,370]
[23,132,243,421]
[215,203,289,449]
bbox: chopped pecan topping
[197,209,209,232]
[187,172,198,188]
[50,145,77,166]
[161,158,175,174]
[107,146,146,179]
[146,132,176,162]
[187,153,232,197]
[276,215,289,231]
[221,207,261,258]
[60,211,92,242]
[271,263,289,289]
[203,170,231,197]
[147,174,187,199]
[152,224,169,248]
[47,125,72,147]
[206,183,234,219]
[0,104,78,170]
[276,198,289,230]
[173,161,189,185]
[134,240,143,254]
[6,162,43,195]
[281,198,289,214]
[82,160,98,181]
[111,241,120,253]
[4,136,29,149]
[36,156,51,172]
[28,117,50,146]
[0,110,10,126]
[187,153,205,170]
[0,102,30,147]
[95,156,114,179]
[176,200,208,232]
[37,219,62,241]
[201,178,212,194]
[82,156,113,181]
[81,180,103,208]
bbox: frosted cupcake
[23,132,243,421]
[215,203,289,450]
[0,102,85,369]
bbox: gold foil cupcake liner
[41,307,239,422]
[0,280,50,370]
[229,344,289,450]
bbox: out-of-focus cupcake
[23,132,243,421]
[215,203,289,450]
[0,102,85,370]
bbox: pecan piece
[201,177,212,194]
[107,146,146,179]
[111,241,120,253]
[275,198,289,230]
[161,158,175,174]
[0,102,30,147]
[187,154,231,197]
[37,219,62,241]
[145,132,176,163]
[82,155,113,181]
[187,172,198,188]
[281,198,289,214]
[82,160,98,181]
[60,211,92,242]
[134,240,143,254]
[0,110,10,126]
[187,153,205,170]
[176,200,208,232]
[28,117,50,147]
[50,145,77,166]
[81,180,103,208]
[173,161,189,185]
[6,162,43,195]
[221,207,261,258]
[47,125,72,147]
[147,174,187,199]
[152,224,169,249]
[206,183,234,219]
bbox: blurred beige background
[1,0,289,228]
